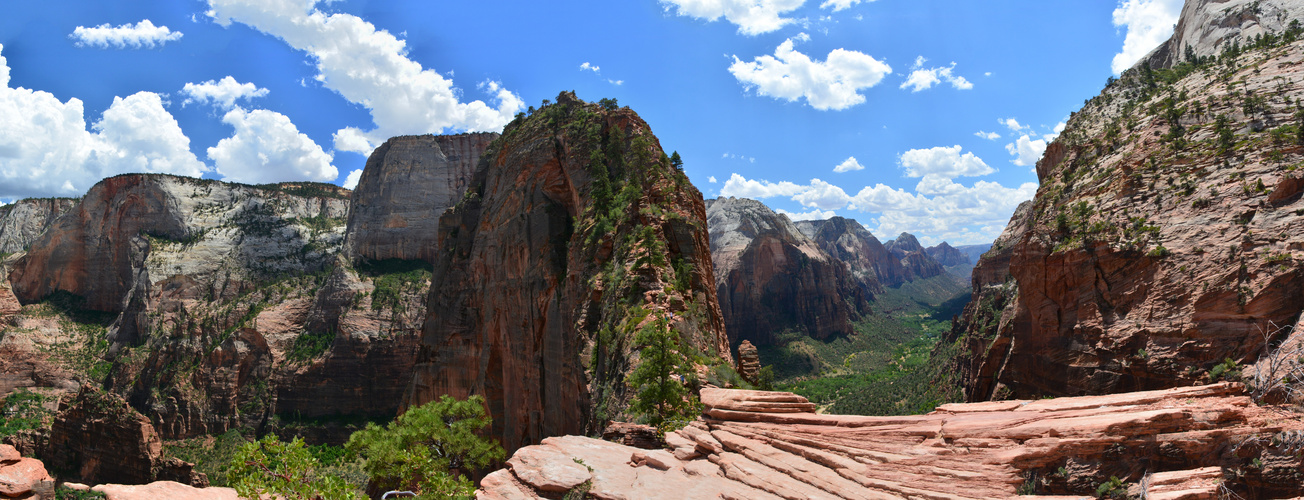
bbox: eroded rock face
[885,232,946,281]
[405,93,729,455]
[796,217,897,290]
[0,198,76,255]
[1146,0,1304,69]
[950,12,1304,401]
[925,241,969,267]
[344,133,497,263]
[706,198,868,346]
[482,384,1304,499]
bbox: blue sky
[0,0,1183,245]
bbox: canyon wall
[706,198,869,346]
[404,92,730,455]
[951,0,1304,400]
[0,198,76,254]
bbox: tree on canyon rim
[627,315,700,429]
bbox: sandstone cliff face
[482,384,1304,499]
[796,217,898,290]
[1146,0,1304,69]
[925,241,969,267]
[2,174,428,444]
[706,198,868,346]
[951,9,1304,401]
[405,93,730,455]
[0,198,76,254]
[885,233,947,281]
[343,133,497,263]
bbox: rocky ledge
[481,384,1304,499]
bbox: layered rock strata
[481,384,1304,499]
[706,198,869,346]
[0,198,76,255]
[343,132,497,263]
[405,93,730,455]
[951,2,1304,400]
[884,232,946,281]
[795,217,897,291]
[1146,0,1304,69]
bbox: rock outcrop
[343,133,497,263]
[44,387,205,486]
[736,340,760,384]
[1145,0,1304,69]
[795,217,899,290]
[885,232,946,281]
[0,198,76,255]
[706,198,869,346]
[404,93,730,455]
[482,384,1304,499]
[0,445,53,500]
[950,2,1304,401]
[924,241,969,267]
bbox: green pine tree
[627,316,699,429]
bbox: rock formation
[0,198,76,255]
[44,387,206,486]
[404,92,730,455]
[884,232,946,281]
[1,174,428,448]
[924,241,969,267]
[1145,0,1304,69]
[481,384,1304,499]
[706,198,869,346]
[343,132,497,263]
[0,444,53,500]
[736,340,760,384]
[951,0,1304,401]
[795,217,898,290]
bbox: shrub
[229,435,364,500]
[345,395,505,499]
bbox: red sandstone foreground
[481,384,1304,499]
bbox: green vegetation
[230,435,364,500]
[770,277,969,415]
[1209,357,1242,381]
[165,429,255,487]
[287,330,335,362]
[627,316,700,430]
[345,395,505,499]
[56,489,108,500]
[1094,476,1130,499]
[0,389,53,439]
[356,259,433,314]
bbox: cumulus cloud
[1111,0,1182,74]
[580,62,600,73]
[833,156,864,173]
[71,20,183,49]
[0,45,207,198]
[729,36,891,110]
[899,145,994,178]
[1006,134,1047,167]
[660,0,805,36]
[181,76,269,109]
[708,176,718,183]
[721,171,1036,244]
[899,56,972,92]
[208,107,337,184]
[342,168,363,190]
[974,131,1001,140]
[820,0,873,12]
[206,0,524,155]
[1043,120,1067,142]
[1000,117,1029,132]
[776,207,837,220]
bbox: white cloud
[1006,134,1047,167]
[580,62,600,73]
[899,56,972,92]
[208,107,337,184]
[660,0,806,36]
[342,168,363,190]
[0,45,207,198]
[708,176,718,183]
[1042,120,1067,142]
[71,20,183,49]
[1000,117,1029,132]
[819,0,873,12]
[722,171,1036,245]
[833,156,864,173]
[181,76,269,110]
[1111,0,1182,74]
[899,145,994,178]
[974,131,1001,140]
[729,36,891,111]
[776,207,836,220]
[206,0,524,155]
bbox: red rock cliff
[404,92,730,454]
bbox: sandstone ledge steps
[480,384,1304,499]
